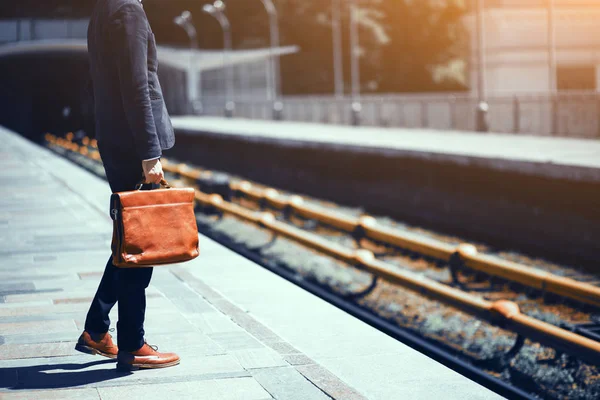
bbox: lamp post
[258,0,283,120]
[349,0,361,126]
[547,0,557,93]
[332,0,344,98]
[474,0,489,132]
[222,0,281,118]
[174,11,202,115]
[548,0,557,135]
[203,1,235,117]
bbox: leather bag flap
[116,188,195,208]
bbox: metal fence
[199,92,600,139]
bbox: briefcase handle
[135,178,171,191]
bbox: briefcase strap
[135,178,171,191]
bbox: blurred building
[469,0,600,95]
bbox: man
[75,0,179,370]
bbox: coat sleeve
[110,3,161,160]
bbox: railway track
[47,133,600,400]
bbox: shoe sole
[116,359,180,371]
[74,343,117,359]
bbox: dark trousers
[84,143,155,352]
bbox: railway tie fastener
[47,133,600,400]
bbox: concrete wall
[167,128,600,268]
[467,7,600,95]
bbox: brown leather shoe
[75,331,118,359]
[117,343,180,371]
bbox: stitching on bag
[122,202,192,210]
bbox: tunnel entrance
[0,48,92,143]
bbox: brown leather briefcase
[110,180,199,268]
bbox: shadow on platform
[0,359,131,390]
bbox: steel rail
[226,178,600,309]
[49,134,600,309]
[192,191,600,367]
[166,163,600,309]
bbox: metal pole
[259,1,274,102]
[332,0,344,98]
[218,14,235,117]
[204,2,235,117]
[450,96,457,130]
[260,0,283,119]
[349,0,361,125]
[597,92,600,138]
[513,95,520,134]
[548,0,558,135]
[475,0,489,132]
[174,11,202,115]
[190,31,203,115]
[548,0,557,93]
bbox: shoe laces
[145,341,159,351]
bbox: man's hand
[142,159,164,184]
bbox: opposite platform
[172,116,600,182]
[0,125,502,399]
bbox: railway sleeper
[472,334,526,372]
[340,275,379,300]
[195,172,232,202]
[562,321,600,343]
[286,215,320,231]
[247,231,279,252]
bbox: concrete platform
[169,117,600,267]
[0,125,502,399]
[171,117,600,182]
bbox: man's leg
[80,144,147,354]
[84,257,118,334]
[114,224,179,370]
[116,267,153,351]
[77,255,119,358]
